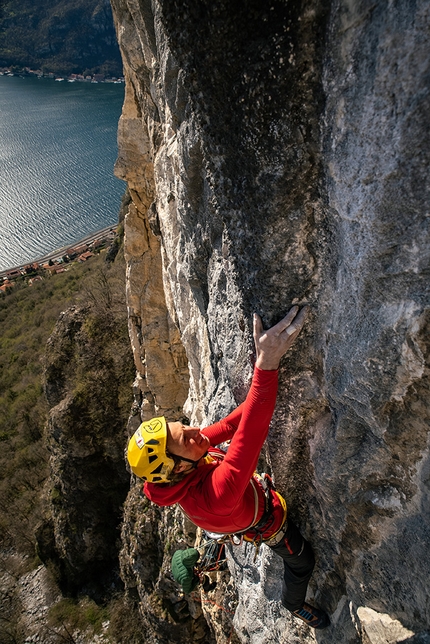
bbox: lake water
[0,75,125,271]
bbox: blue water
[0,75,125,271]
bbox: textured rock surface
[110,0,430,642]
[41,302,134,594]
[118,485,216,643]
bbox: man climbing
[127,305,330,629]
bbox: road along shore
[0,224,118,279]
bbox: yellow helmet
[127,417,175,483]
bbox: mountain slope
[0,0,122,76]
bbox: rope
[192,580,237,644]
[200,597,235,615]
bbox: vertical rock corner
[110,1,430,643]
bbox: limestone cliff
[110,1,430,643]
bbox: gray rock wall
[110,0,430,642]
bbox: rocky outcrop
[41,294,135,596]
[110,1,430,642]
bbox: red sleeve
[201,402,246,446]
[201,367,278,512]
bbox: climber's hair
[165,451,188,485]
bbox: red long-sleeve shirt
[144,367,283,535]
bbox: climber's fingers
[280,305,309,338]
[253,312,264,341]
[271,306,300,336]
[253,305,309,370]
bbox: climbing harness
[243,472,288,559]
[179,449,288,561]
[217,473,288,561]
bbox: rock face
[41,300,134,596]
[110,1,430,642]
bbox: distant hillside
[0,0,122,76]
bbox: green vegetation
[0,0,122,77]
[106,595,149,644]
[43,594,146,644]
[0,253,129,558]
[48,596,109,634]
[0,262,89,557]
[0,250,145,643]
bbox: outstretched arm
[202,305,309,446]
[204,305,309,509]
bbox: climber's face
[166,422,210,465]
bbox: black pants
[268,519,315,612]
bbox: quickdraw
[196,538,227,574]
[171,537,228,594]
[195,537,228,592]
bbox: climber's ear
[173,460,193,474]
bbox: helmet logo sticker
[145,419,164,434]
[135,428,145,449]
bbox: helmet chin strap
[175,452,208,469]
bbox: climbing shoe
[292,602,330,629]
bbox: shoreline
[0,68,124,84]
[0,224,118,279]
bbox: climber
[127,305,330,630]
